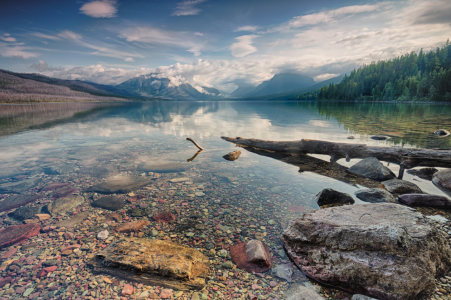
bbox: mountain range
[0,69,345,102]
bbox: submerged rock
[407,167,438,181]
[347,157,395,181]
[0,177,42,194]
[398,194,451,208]
[53,211,90,228]
[86,176,150,194]
[137,162,193,173]
[272,264,293,282]
[223,150,241,161]
[8,205,41,221]
[46,195,84,216]
[281,203,451,300]
[316,189,354,206]
[354,188,396,203]
[128,207,149,217]
[432,169,451,197]
[153,212,176,223]
[0,193,43,213]
[90,238,210,290]
[115,220,150,233]
[230,239,271,273]
[382,179,423,194]
[370,135,389,140]
[434,129,450,137]
[0,224,41,249]
[91,196,124,211]
[285,284,324,300]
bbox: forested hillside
[315,40,451,102]
[0,70,128,103]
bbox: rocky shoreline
[0,145,451,300]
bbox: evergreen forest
[297,40,451,102]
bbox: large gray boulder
[348,157,396,181]
[354,188,396,203]
[281,203,451,300]
[382,179,423,194]
[432,169,451,197]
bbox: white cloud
[314,73,340,82]
[31,32,61,41]
[124,57,134,62]
[0,42,38,59]
[235,26,259,32]
[172,0,206,16]
[52,65,153,85]
[230,35,258,58]
[119,26,204,56]
[1,34,16,42]
[287,3,387,28]
[80,0,117,18]
[30,60,64,72]
[58,30,82,40]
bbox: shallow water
[0,101,450,299]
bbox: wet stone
[407,167,439,181]
[0,193,43,213]
[8,205,41,221]
[86,175,150,194]
[0,177,42,194]
[382,179,423,195]
[137,162,193,173]
[0,224,40,249]
[90,238,209,290]
[354,188,396,203]
[316,188,355,206]
[128,207,148,217]
[91,196,125,211]
[45,195,84,216]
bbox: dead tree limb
[221,136,451,169]
[186,137,203,151]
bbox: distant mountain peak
[244,73,315,98]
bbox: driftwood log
[221,137,451,178]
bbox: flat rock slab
[115,220,150,233]
[281,203,451,300]
[86,176,150,194]
[348,157,395,181]
[0,224,40,249]
[91,196,124,211]
[46,195,84,216]
[230,240,271,273]
[382,179,423,195]
[40,182,70,192]
[53,211,91,228]
[89,238,209,290]
[0,178,42,194]
[354,188,396,203]
[398,194,451,208]
[223,150,241,161]
[0,193,43,213]
[432,169,451,197]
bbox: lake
[0,100,450,299]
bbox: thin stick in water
[186,137,204,150]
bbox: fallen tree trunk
[221,137,451,170]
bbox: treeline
[301,40,451,101]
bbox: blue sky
[1,0,450,92]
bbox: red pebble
[44,266,57,272]
[121,284,133,295]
